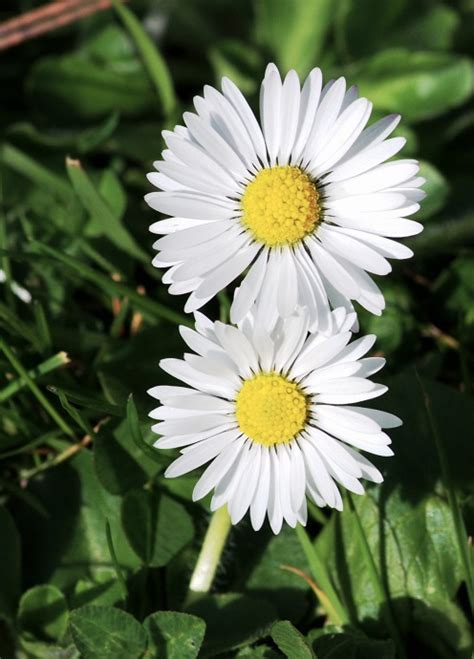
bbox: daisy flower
[146,63,424,333]
[148,307,401,534]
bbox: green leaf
[209,40,263,95]
[244,526,310,621]
[271,620,315,658]
[26,55,155,120]
[416,161,449,220]
[66,158,146,262]
[14,451,140,590]
[94,429,148,496]
[127,395,165,466]
[355,49,473,122]
[121,489,194,567]
[187,593,278,655]
[0,506,21,618]
[0,143,71,202]
[143,611,206,659]
[18,585,68,642]
[316,373,473,651]
[309,628,395,659]
[69,605,147,659]
[112,0,177,118]
[255,0,334,76]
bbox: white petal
[291,68,323,164]
[318,226,391,276]
[278,70,301,165]
[260,63,282,166]
[146,191,237,220]
[192,437,245,501]
[277,248,298,317]
[326,137,406,183]
[165,429,240,477]
[228,444,262,524]
[250,447,271,530]
[307,240,360,299]
[230,248,269,324]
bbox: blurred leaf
[143,611,205,659]
[434,256,474,328]
[66,158,146,262]
[335,0,407,59]
[255,0,334,76]
[387,5,460,52]
[187,593,278,655]
[69,605,147,659]
[271,620,315,658]
[410,598,472,659]
[27,56,155,121]
[354,49,473,122]
[113,1,177,118]
[6,113,119,154]
[209,40,263,94]
[0,143,71,202]
[18,585,68,643]
[121,489,194,567]
[0,506,20,619]
[416,161,449,220]
[361,282,415,353]
[71,574,123,609]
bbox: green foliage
[1,0,474,657]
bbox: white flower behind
[149,307,401,534]
[146,63,424,334]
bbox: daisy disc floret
[148,307,401,534]
[146,63,424,333]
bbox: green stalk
[186,506,232,604]
[416,372,474,615]
[295,524,348,625]
[0,340,74,438]
[346,493,406,657]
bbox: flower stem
[186,506,232,603]
[416,372,474,615]
[346,493,406,658]
[295,524,349,626]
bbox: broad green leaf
[113,1,177,117]
[386,5,460,52]
[14,451,139,590]
[255,0,334,76]
[355,50,473,122]
[71,574,123,609]
[143,611,205,659]
[309,628,395,658]
[410,598,472,659]
[66,158,146,262]
[0,506,21,618]
[121,489,194,566]
[18,585,68,642]
[316,373,473,651]
[271,620,315,658]
[69,605,147,659]
[244,526,310,621]
[94,429,148,496]
[187,593,278,655]
[27,55,155,120]
[416,161,449,220]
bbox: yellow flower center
[235,373,308,447]
[241,166,320,247]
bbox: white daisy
[148,307,401,534]
[146,63,424,333]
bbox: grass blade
[66,157,147,262]
[294,524,348,626]
[0,339,74,438]
[0,351,70,402]
[112,0,177,118]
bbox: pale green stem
[0,351,69,402]
[187,506,232,602]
